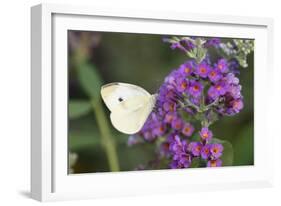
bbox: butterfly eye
[118,97,123,102]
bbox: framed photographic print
[31,3,274,201]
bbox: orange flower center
[233,101,239,108]
[184,127,190,133]
[163,143,169,150]
[175,124,181,129]
[218,64,223,70]
[210,160,217,167]
[166,115,173,122]
[166,91,173,98]
[202,133,208,138]
[185,67,190,73]
[193,85,199,91]
[159,126,165,132]
[200,67,207,73]
[181,82,187,89]
[210,71,216,77]
[169,103,174,111]
[215,85,221,91]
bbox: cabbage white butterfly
[100,82,157,134]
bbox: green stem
[205,98,220,109]
[91,99,120,171]
[180,94,201,112]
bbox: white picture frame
[31,3,274,202]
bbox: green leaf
[77,63,102,102]
[232,124,254,165]
[69,117,101,150]
[69,130,100,150]
[69,100,91,119]
[195,38,202,46]
[211,138,234,166]
[190,157,200,168]
[190,157,207,168]
[197,48,207,63]
[187,49,197,59]
[172,36,181,42]
[190,133,201,142]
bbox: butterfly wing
[110,95,155,134]
[100,82,156,134]
[101,82,151,112]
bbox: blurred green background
[68,30,254,173]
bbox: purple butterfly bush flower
[224,72,239,85]
[164,112,176,124]
[176,77,189,93]
[228,85,242,99]
[168,134,193,168]
[230,98,244,113]
[170,155,192,169]
[177,153,192,168]
[201,144,211,160]
[181,122,194,137]
[169,135,185,153]
[217,91,243,116]
[169,161,179,169]
[139,113,166,142]
[199,127,213,142]
[207,159,222,167]
[180,39,195,51]
[207,86,220,100]
[164,70,180,85]
[208,68,222,83]
[169,42,187,52]
[170,42,181,50]
[228,59,240,74]
[210,143,224,159]
[130,36,248,170]
[163,37,195,54]
[204,38,221,48]
[196,62,211,78]
[189,142,203,157]
[215,58,229,73]
[152,123,167,136]
[171,117,184,130]
[178,61,194,76]
[188,80,203,97]
[163,101,177,112]
[213,81,228,96]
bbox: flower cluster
[163,36,221,53]
[168,128,223,168]
[129,36,251,170]
[219,39,254,68]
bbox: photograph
[67,30,254,173]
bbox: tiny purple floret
[207,159,222,167]
[199,127,213,142]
